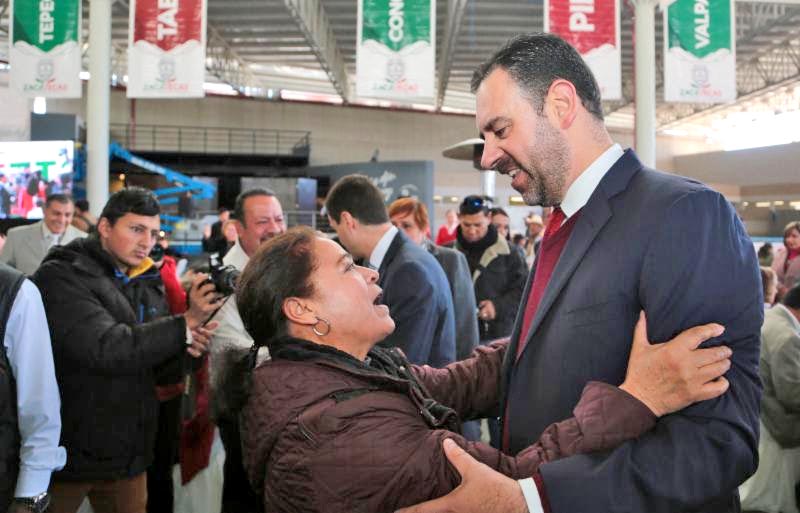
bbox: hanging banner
[664,0,736,103]
[127,0,207,98]
[545,0,621,100]
[356,0,436,102]
[9,0,82,98]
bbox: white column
[632,0,658,167]
[86,0,112,216]
[481,170,496,201]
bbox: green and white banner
[356,0,436,102]
[663,0,736,103]
[10,0,82,98]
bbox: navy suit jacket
[502,150,762,512]
[377,231,456,368]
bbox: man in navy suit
[400,34,762,513]
[325,175,456,368]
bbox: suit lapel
[515,150,643,362]
[22,223,45,262]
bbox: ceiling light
[755,202,771,208]
[773,201,784,206]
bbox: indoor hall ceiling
[0,0,799,132]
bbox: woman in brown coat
[235,227,732,513]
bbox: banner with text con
[545,0,621,100]
[127,0,207,98]
[356,0,436,102]
[664,0,736,103]
[10,0,82,98]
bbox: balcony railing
[110,124,310,158]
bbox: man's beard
[499,119,570,207]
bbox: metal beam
[206,24,267,96]
[437,0,469,110]
[282,0,350,102]
[659,35,800,129]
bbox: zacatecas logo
[23,58,68,92]
[679,63,723,99]
[143,56,189,92]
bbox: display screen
[0,140,75,219]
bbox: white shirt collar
[369,225,398,270]
[41,222,63,243]
[775,303,800,332]
[223,239,250,271]
[559,144,624,220]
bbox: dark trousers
[218,417,261,513]
[146,397,181,513]
[50,474,147,513]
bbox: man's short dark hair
[75,199,90,212]
[232,188,275,227]
[471,33,604,121]
[459,195,490,216]
[490,207,509,218]
[325,175,389,225]
[784,284,800,310]
[99,187,160,226]
[45,193,74,209]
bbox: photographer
[32,188,221,513]
[208,188,285,513]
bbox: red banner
[545,0,621,99]
[133,0,203,51]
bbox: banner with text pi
[545,0,621,100]
[10,0,82,98]
[127,0,207,98]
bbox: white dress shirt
[518,143,624,513]
[368,225,398,271]
[558,144,624,221]
[3,280,67,497]
[41,223,63,251]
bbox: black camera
[208,253,241,297]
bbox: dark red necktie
[516,207,566,358]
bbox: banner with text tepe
[10,0,82,98]
[127,0,207,98]
[545,0,621,100]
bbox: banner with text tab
[664,0,736,103]
[545,0,621,100]
[127,0,207,98]
[356,0,436,102]
[10,0,82,98]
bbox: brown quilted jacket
[240,337,655,513]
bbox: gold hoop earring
[312,317,331,337]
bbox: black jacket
[32,236,187,481]
[377,231,455,367]
[0,264,24,509]
[450,227,528,341]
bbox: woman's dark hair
[227,227,318,414]
[99,187,160,225]
[237,226,319,349]
[757,243,773,260]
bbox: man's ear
[97,217,112,239]
[340,211,358,231]
[546,79,579,130]
[282,297,317,327]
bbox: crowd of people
[0,32,797,513]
